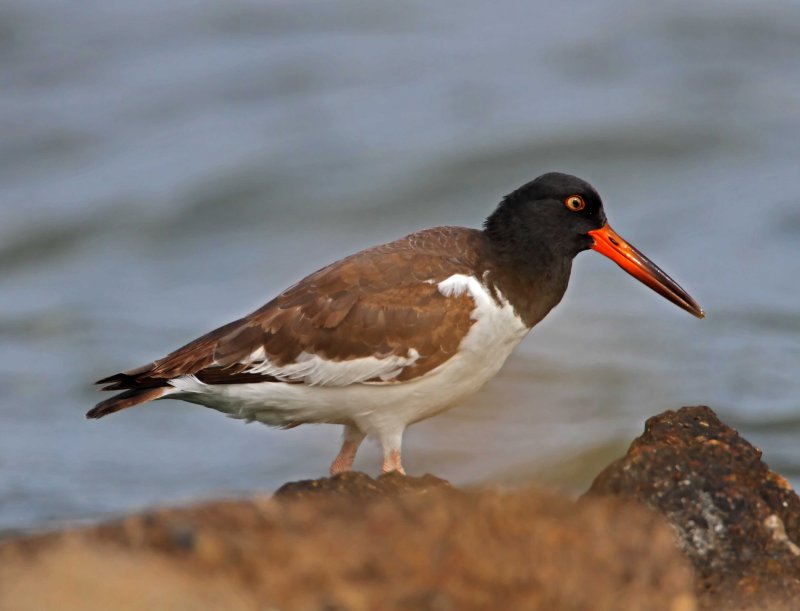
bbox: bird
[88,172,703,475]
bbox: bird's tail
[86,387,165,419]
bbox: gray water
[2,0,800,533]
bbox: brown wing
[98,227,488,390]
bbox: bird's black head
[484,172,607,261]
[483,171,705,319]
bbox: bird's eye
[564,195,585,212]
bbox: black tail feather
[96,363,161,390]
[86,388,164,419]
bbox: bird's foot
[381,450,405,475]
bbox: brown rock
[587,405,800,610]
[0,477,694,611]
[273,470,451,501]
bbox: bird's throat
[482,233,573,328]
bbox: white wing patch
[237,349,421,387]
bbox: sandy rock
[0,475,693,611]
[587,405,800,610]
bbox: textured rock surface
[273,470,450,500]
[587,405,800,610]
[0,474,693,611]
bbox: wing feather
[99,227,488,390]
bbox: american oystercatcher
[89,172,703,475]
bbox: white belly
[166,274,529,439]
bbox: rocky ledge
[1,406,799,611]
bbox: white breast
[437,273,529,363]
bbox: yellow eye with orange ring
[564,195,585,212]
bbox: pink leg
[380,429,406,475]
[381,450,405,475]
[329,425,365,475]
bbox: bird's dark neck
[480,217,573,328]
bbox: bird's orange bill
[588,224,705,318]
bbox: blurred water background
[2,0,800,533]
